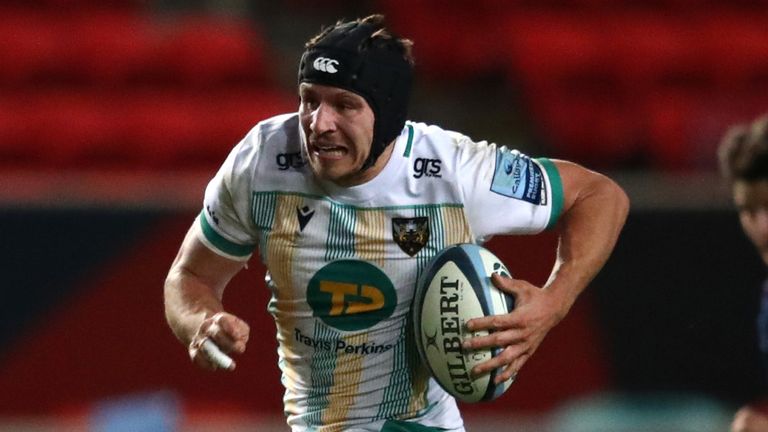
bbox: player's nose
[310,103,337,134]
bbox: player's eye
[301,98,319,111]
[337,97,361,112]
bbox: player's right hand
[188,312,250,371]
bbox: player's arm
[465,160,629,382]
[536,159,629,318]
[164,221,251,371]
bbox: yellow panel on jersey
[355,209,387,267]
[321,331,368,430]
[441,206,473,247]
[266,193,303,396]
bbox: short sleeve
[458,140,564,239]
[197,134,261,261]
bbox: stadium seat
[0,9,68,85]
[0,100,40,166]
[157,15,270,87]
[0,89,296,169]
[121,89,295,169]
[380,0,509,79]
[607,13,712,94]
[701,11,768,91]
[0,8,269,87]
[645,89,768,170]
[503,12,614,94]
[501,12,643,167]
[525,90,643,169]
[63,11,163,85]
[25,91,142,168]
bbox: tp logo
[307,260,396,331]
[313,57,339,74]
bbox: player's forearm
[164,268,225,346]
[543,174,629,320]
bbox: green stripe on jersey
[252,191,278,231]
[415,205,445,283]
[403,124,415,157]
[537,158,564,229]
[375,318,410,420]
[199,211,254,257]
[306,324,340,427]
[325,203,357,261]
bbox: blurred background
[2,0,768,430]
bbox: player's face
[299,83,387,186]
[734,179,768,265]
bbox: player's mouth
[310,140,347,160]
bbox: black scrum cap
[298,20,413,170]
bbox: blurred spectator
[718,113,768,432]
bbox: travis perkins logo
[294,328,394,354]
[424,276,474,397]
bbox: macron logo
[313,57,339,74]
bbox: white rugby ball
[413,243,516,403]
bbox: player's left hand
[463,273,564,384]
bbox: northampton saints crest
[392,217,429,257]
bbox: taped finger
[201,338,235,370]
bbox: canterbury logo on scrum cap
[313,57,340,74]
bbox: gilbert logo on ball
[413,243,515,403]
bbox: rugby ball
[413,243,516,403]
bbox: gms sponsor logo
[413,158,442,179]
[491,150,546,205]
[312,57,339,74]
[294,328,394,355]
[276,151,306,170]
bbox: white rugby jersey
[198,113,563,432]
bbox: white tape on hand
[201,338,234,370]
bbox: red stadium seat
[524,89,643,168]
[0,89,296,170]
[380,0,509,79]
[0,9,70,85]
[133,89,296,167]
[21,91,142,168]
[701,11,768,91]
[645,89,768,170]
[606,13,712,94]
[503,12,614,95]
[0,8,270,87]
[63,11,163,85]
[0,9,161,86]
[0,99,41,167]
[1,0,144,10]
[501,11,641,167]
[157,15,270,87]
